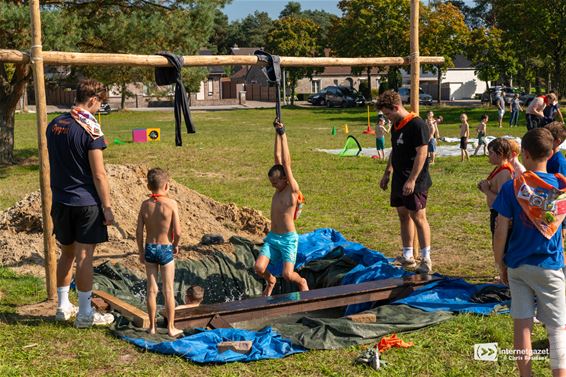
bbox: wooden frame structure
[169,275,440,329]
[0,0,441,300]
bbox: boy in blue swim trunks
[136,168,183,337]
[255,119,309,296]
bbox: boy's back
[140,197,178,244]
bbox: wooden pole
[29,0,57,300]
[0,49,444,67]
[410,0,421,254]
[410,0,421,116]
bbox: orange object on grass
[377,333,414,353]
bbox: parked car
[481,86,517,105]
[307,87,329,106]
[324,86,366,107]
[96,103,112,115]
[397,87,433,106]
[308,86,365,107]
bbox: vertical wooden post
[410,0,420,253]
[30,0,57,300]
[409,0,420,116]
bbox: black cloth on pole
[155,52,195,146]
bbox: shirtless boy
[254,119,309,296]
[136,168,183,337]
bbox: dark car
[96,103,112,115]
[481,86,517,105]
[324,86,366,107]
[307,87,329,106]
[398,87,433,106]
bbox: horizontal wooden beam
[170,274,440,329]
[93,290,150,328]
[0,49,445,67]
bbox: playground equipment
[0,0,441,299]
[339,135,362,157]
[362,105,376,135]
[132,128,161,143]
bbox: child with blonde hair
[459,113,470,162]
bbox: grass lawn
[0,104,555,376]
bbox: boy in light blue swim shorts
[255,118,309,296]
[136,168,183,337]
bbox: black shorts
[460,137,468,150]
[51,202,108,245]
[390,191,428,211]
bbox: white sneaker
[55,304,78,321]
[74,311,114,328]
[394,255,417,269]
[416,258,433,274]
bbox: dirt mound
[0,164,270,276]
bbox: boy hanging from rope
[254,118,309,296]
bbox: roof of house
[230,46,259,56]
[198,49,225,75]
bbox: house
[401,55,488,100]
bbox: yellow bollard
[341,124,349,134]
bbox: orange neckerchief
[377,334,414,353]
[513,171,566,239]
[393,112,417,132]
[148,193,163,202]
[294,191,305,220]
[487,162,514,181]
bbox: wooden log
[170,275,440,329]
[217,341,253,354]
[410,0,421,115]
[29,0,57,300]
[93,290,150,328]
[344,312,377,323]
[0,49,445,67]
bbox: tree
[421,2,470,102]
[0,2,81,165]
[239,11,274,48]
[266,16,320,105]
[331,0,411,93]
[466,27,519,90]
[280,1,302,18]
[0,0,227,165]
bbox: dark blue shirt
[547,151,566,176]
[493,172,564,270]
[46,113,106,206]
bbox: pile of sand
[0,164,270,277]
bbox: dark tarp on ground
[92,229,507,362]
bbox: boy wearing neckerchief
[492,128,566,377]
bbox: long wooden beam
[0,49,445,67]
[93,290,150,328]
[169,275,440,329]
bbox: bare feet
[263,281,276,296]
[168,327,184,338]
[148,327,156,335]
[298,278,309,292]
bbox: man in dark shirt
[47,79,114,328]
[377,90,433,273]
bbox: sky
[222,0,476,22]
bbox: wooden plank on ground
[93,290,150,328]
[170,274,440,329]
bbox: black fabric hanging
[254,50,282,121]
[155,52,195,146]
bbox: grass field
[0,104,555,376]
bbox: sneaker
[74,311,114,328]
[55,304,78,321]
[394,255,417,268]
[416,258,433,274]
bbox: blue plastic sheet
[122,327,304,363]
[392,278,510,315]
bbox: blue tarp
[392,278,510,315]
[122,327,304,363]
[296,229,508,316]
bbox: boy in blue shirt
[492,128,566,377]
[545,121,566,176]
